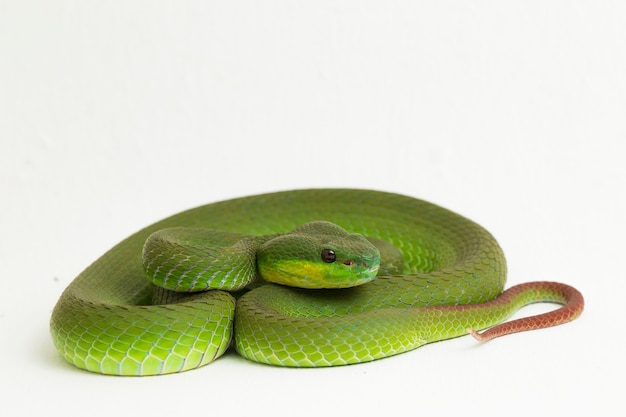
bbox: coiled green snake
[50,189,584,376]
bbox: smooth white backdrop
[1,2,623,416]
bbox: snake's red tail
[468,281,584,342]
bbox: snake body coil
[50,189,583,375]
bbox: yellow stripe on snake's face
[257,221,380,289]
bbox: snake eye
[321,249,336,263]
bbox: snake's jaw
[257,255,379,289]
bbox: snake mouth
[262,258,379,289]
[342,258,380,284]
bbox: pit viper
[50,189,584,375]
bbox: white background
[1,1,624,416]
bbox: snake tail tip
[467,328,487,342]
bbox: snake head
[257,221,380,289]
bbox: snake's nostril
[343,260,370,268]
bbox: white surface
[1,1,623,416]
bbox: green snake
[50,189,584,375]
